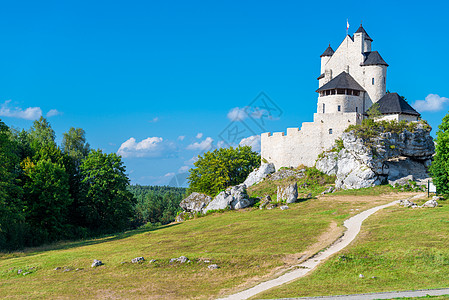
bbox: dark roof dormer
[361,51,389,66]
[320,44,334,57]
[355,24,373,41]
[316,71,365,92]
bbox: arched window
[338,105,341,112]
[329,128,333,134]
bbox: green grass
[255,198,449,299]
[0,191,402,299]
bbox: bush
[187,146,260,196]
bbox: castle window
[323,103,325,113]
[331,89,336,95]
[353,90,360,96]
[338,105,341,112]
[337,89,345,95]
[372,78,375,85]
[384,77,386,84]
[329,128,333,134]
[356,107,358,113]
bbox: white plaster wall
[377,114,419,122]
[363,65,386,104]
[317,95,364,113]
[261,112,361,170]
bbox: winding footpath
[218,195,425,300]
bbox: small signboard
[429,182,437,193]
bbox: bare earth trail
[218,194,426,300]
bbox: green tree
[0,120,25,249]
[79,149,135,233]
[187,146,260,196]
[22,158,72,243]
[61,127,90,227]
[62,127,90,167]
[430,113,449,195]
[366,103,382,119]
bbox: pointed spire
[355,24,373,41]
[320,44,334,57]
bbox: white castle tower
[261,25,420,170]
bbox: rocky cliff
[316,121,434,189]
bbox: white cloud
[0,100,42,120]
[187,137,214,151]
[164,172,175,177]
[149,117,159,123]
[46,109,62,117]
[239,135,261,152]
[185,156,199,165]
[217,140,227,148]
[413,94,449,112]
[227,107,248,121]
[178,135,185,141]
[117,137,176,158]
[196,132,203,139]
[178,165,190,173]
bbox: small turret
[354,24,372,52]
[320,44,334,74]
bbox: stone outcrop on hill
[243,163,275,187]
[316,122,434,189]
[180,192,212,213]
[277,183,298,203]
[202,184,252,213]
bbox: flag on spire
[346,19,350,31]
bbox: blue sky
[1,0,449,186]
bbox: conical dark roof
[376,93,420,116]
[361,51,389,66]
[320,44,334,57]
[316,71,365,92]
[355,24,373,41]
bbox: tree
[187,146,260,196]
[22,158,72,243]
[0,120,25,249]
[366,102,382,119]
[62,127,90,167]
[79,149,135,233]
[430,113,449,195]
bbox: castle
[261,25,421,170]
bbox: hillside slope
[0,189,421,299]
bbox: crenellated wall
[261,112,362,169]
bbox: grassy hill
[0,188,443,299]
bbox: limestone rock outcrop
[316,122,434,189]
[243,163,275,187]
[277,183,298,203]
[180,192,212,213]
[203,184,252,213]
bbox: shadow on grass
[0,223,180,260]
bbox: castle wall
[317,95,363,114]
[378,114,419,122]
[261,112,361,170]
[363,65,386,105]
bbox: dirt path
[217,194,425,300]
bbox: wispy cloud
[187,137,213,151]
[227,106,276,121]
[239,135,261,152]
[117,137,176,158]
[0,100,42,120]
[178,165,190,173]
[196,132,203,139]
[414,94,449,112]
[46,109,62,117]
[227,107,248,121]
[149,117,159,123]
[178,135,185,141]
